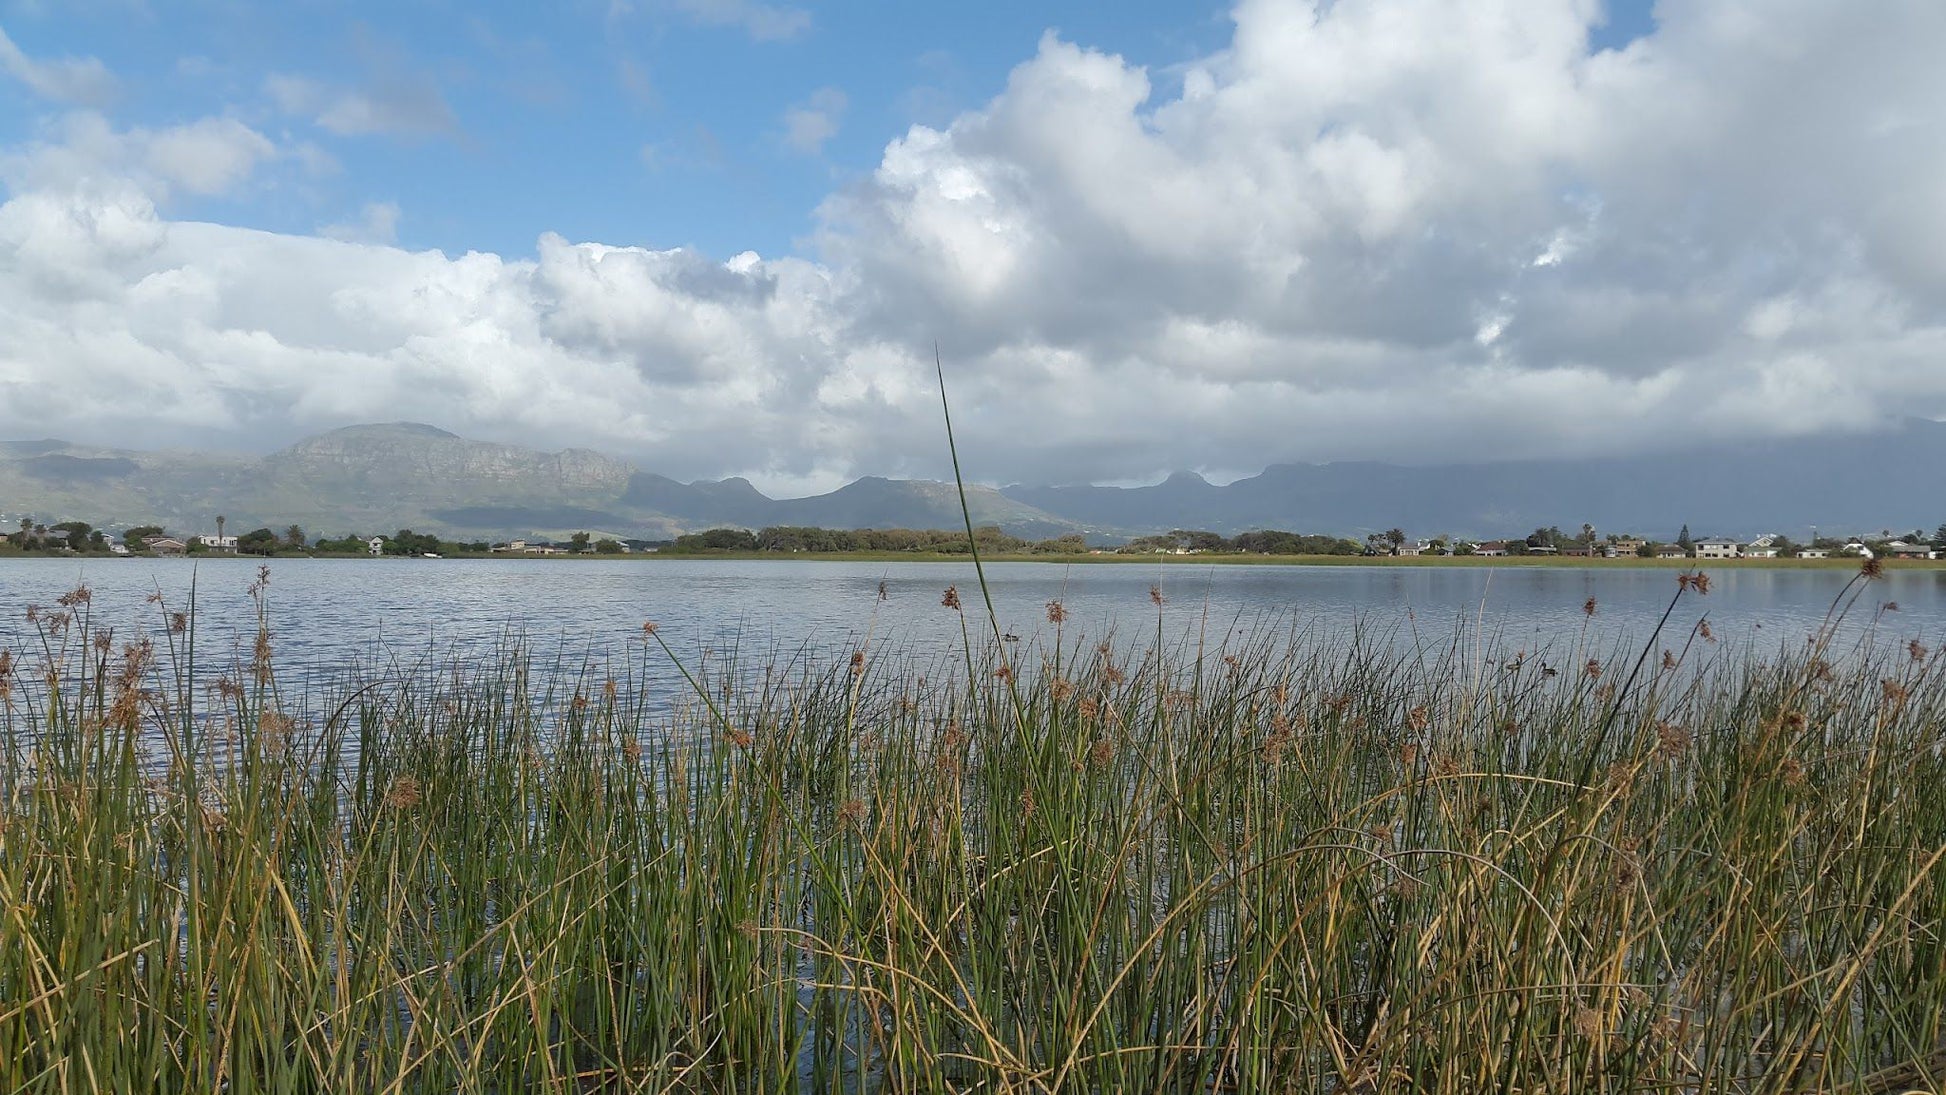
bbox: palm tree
[286,525,305,549]
[216,515,227,551]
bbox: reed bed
[1,566,1943,1094]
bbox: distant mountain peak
[1161,471,1212,487]
[352,422,461,439]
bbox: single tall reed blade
[1,559,1942,1094]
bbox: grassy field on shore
[2,565,1944,1092]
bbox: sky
[0,1,1941,496]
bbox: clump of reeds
[1,563,1943,1093]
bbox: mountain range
[2,420,1942,544]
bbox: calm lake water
[2,557,1939,692]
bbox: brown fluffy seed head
[1574,1007,1603,1039]
[641,620,659,636]
[941,585,961,611]
[1862,556,1884,579]
[1656,722,1691,759]
[384,776,422,810]
[1406,705,1429,731]
[1909,639,1930,662]
[1662,649,1678,669]
[1148,584,1165,607]
[850,650,865,675]
[1089,737,1115,768]
[1045,599,1066,625]
[1583,596,1598,617]
[1584,659,1602,679]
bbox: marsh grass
[1,562,1944,1093]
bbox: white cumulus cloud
[4,0,1946,491]
[0,25,115,106]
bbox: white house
[196,534,238,552]
[367,536,386,556]
[1694,538,1741,559]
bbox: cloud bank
[3,0,1945,493]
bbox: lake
[2,557,1938,694]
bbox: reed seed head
[1656,722,1691,759]
[1574,1007,1604,1039]
[1089,737,1115,768]
[1881,678,1909,707]
[385,775,423,810]
[941,585,961,611]
[1045,599,1066,625]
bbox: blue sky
[5,1,1939,494]
[0,1,1655,261]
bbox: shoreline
[24,550,1926,569]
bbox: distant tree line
[1122,529,1365,555]
[659,525,1368,556]
[663,525,1066,555]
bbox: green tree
[285,525,305,549]
[1677,524,1693,550]
[570,531,593,553]
[593,538,622,554]
[52,521,95,551]
[124,525,164,548]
